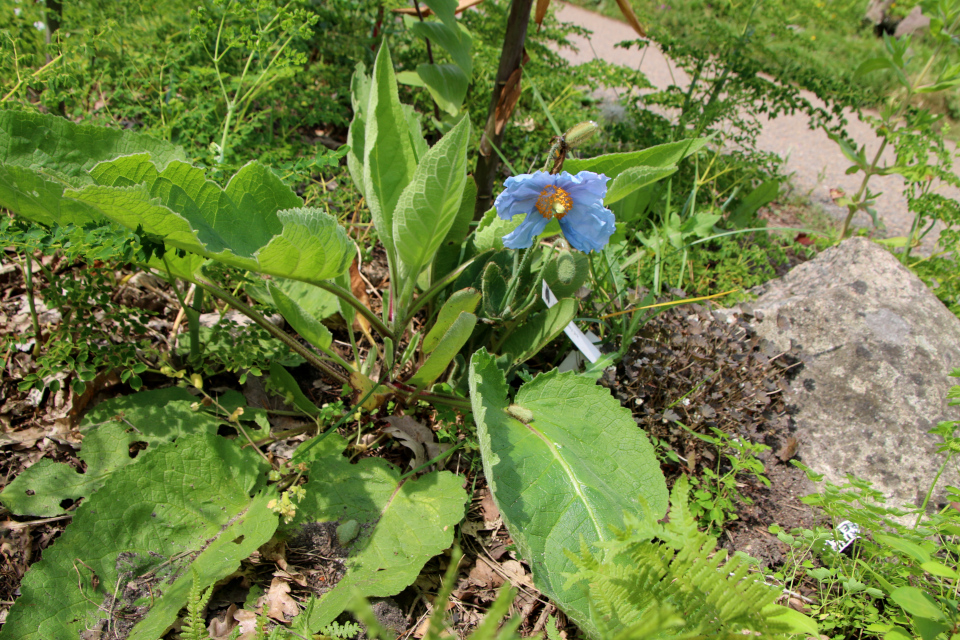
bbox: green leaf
[364,43,419,262]
[499,298,578,365]
[890,586,946,621]
[0,388,228,516]
[424,288,481,354]
[468,350,668,638]
[269,282,333,351]
[876,534,932,564]
[854,56,898,78]
[920,560,959,579]
[409,21,473,75]
[0,432,276,640]
[729,179,780,226]
[760,604,819,635]
[270,361,320,416]
[288,433,467,634]
[347,62,371,197]
[409,311,477,388]
[603,165,677,205]
[482,262,509,318]
[421,0,459,32]
[417,63,470,115]
[884,627,914,640]
[394,116,471,285]
[73,157,353,280]
[249,277,339,322]
[565,138,708,178]
[0,110,184,188]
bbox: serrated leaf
[288,433,467,634]
[0,432,276,640]
[468,350,668,638]
[424,288,481,354]
[70,156,353,281]
[603,165,677,205]
[0,388,228,516]
[0,111,183,228]
[364,43,419,262]
[499,298,577,365]
[268,282,333,351]
[409,311,477,388]
[565,138,708,178]
[0,110,184,187]
[394,116,471,287]
[417,63,470,115]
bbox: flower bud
[563,121,599,149]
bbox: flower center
[535,185,572,220]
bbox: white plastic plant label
[542,281,602,363]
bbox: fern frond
[180,569,214,640]
[319,621,363,639]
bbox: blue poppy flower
[494,170,615,253]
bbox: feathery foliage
[180,570,214,640]
[565,475,817,639]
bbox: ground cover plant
[0,0,959,639]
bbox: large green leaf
[565,138,709,178]
[289,432,467,634]
[604,165,678,205]
[347,62,372,197]
[70,155,353,281]
[0,110,184,187]
[394,115,471,290]
[0,433,276,640]
[417,63,470,115]
[410,21,473,75]
[0,388,244,517]
[364,43,419,262]
[268,282,333,350]
[468,350,668,638]
[0,111,183,228]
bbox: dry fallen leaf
[208,603,239,639]
[233,609,260,640]
[382,415,449,469]
[263,577,299,621]
[479,489,501,527]
[500,559,534,589]
[467,557,505,589]
[494,50,529,136]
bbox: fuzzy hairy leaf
[499,298,578,365]
[394,116,471,285]
[0,433,276,640]
[0,111,184,227]
[289,433,467,634]
[469,350,668,639]
[364,43,419,263]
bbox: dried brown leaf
[614,0,647,37]
[535,0,551,28]
[264,577,299,621]
[382,415,447,469]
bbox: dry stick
[473,0,535,219]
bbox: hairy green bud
[563,121,599,149]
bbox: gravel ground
[554,2,955,254]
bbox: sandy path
[553,2,954,251]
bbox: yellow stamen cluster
[535,185,572,220]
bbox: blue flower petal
[502,211,550,249]
[495,172,554,221]
[557,170,609,202]
[558,201,616,253]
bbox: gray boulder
[895,6,930,37]
[732,237,960,510]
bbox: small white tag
[542,281,602,363]
[824,520,861,554]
